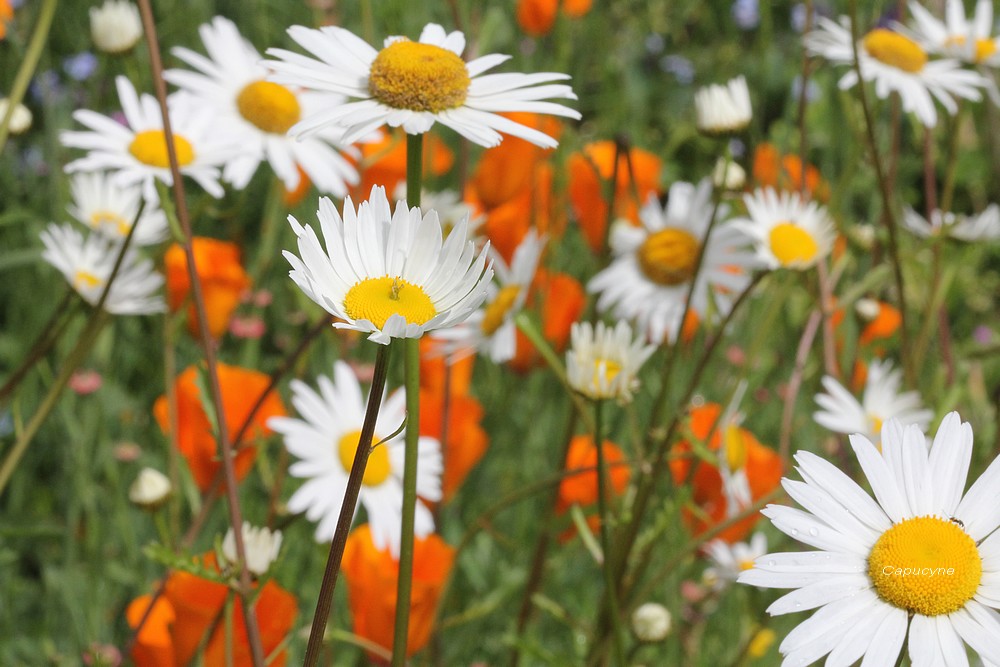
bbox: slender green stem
[0,0,58,154]
[593,400,626,665]
[0,289,77,404]
[303,343,393,667]
[406,133,424,209]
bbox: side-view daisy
[164,16,360,196]
[428,230,545,363]
[589,180,757,344]
[40,223,165,315]
[283,185,493,345]
[739,413,1000,666]
[907,0,1000,67]
[61,76,234,200]
[694,75,752,136]
[731,187,835,271]
[804,16,986,127]
[566,319,655,403]
[903,204,1000,241]
[68,171,168,246]
[703,533,768,590]
[814,358,933,445]
[268,361,442,556]
[266,22,580,148]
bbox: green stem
[0,0,58,154]
[302,343,393,667]
[593,400,627,665]
[406,133,423,209]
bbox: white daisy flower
[265,22,581,148]
[268,361,442,556]
[221,522,282,577]
[694,75,752,135]
[392,183,485,238]
[164,16,360,196]
[739,413,1000,666]
[40,223,165,315]
[427,230,545,363]
[804,16,986,128]
[903,204,1000,242]
[731,187,835,271]
[566,320,655,403]
[907,0,1000,67]
[703,532,768,590]
[61,76,233,201]
[814,359,933,445]
[89,0,143,55]
[589,180,757,344]
[283,185,493,345]
[67,172,168,246]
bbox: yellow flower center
[862,29,928,73]
[738,559,755,572]
[236,80,302,135]
[768,221,819,267]
[593,358,622,387]
[90,210,131,236]
[480,285,522,336]
[128,129,195,168]
[343,276,437,329]
[337,429,391,487]
[368,40,470,113]
[723,425,747,471]
[867,516,982,616]
[74,270,103,290]
[636,228,700,286]
[869,415,884,439]
[944,34,998,63]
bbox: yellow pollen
[593,358,622,388]
[867,516,981,616]
[90,210,131,236]
[738,559,755,572]
[724,425,747,471]
[944,35,998,62]
[368,40,470,113]
[768,221,819,267]
[636,228,700,286]
[863,29,928,73]
[343,276,437,329]
[73,270,103,290]
[481,285,522,336]
[337,429,391,487]
[128,129,195,168]
[236,80,301,134]
[869,415,884,438]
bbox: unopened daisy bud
[128,467,171,510]
[851,223,876,249]
[694,75,752,136]
[89,0,143,55]
[854,297,881,321]
[566,320,655,403]
[631,602,671,642]
[222,522,282,576]
[712,157,745,190]
[0,98,32,135]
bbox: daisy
[739,414,1000,666]
[265,22,580,148]
[804,16,986,128]
[694,75,752,136]
[61,76,233,200]
[164,16,360,196]
[589,180,757,344]
[221,522,282,577]
[814,359,933,444]
[67,171,168,246]
[268,361,442,555]
[703,532,768,590]
[40,223,165,315]
[731,187,835,271]
[283,185,493,345]
[566,320,655,403]
[427,230,545,363]
[907,0,1000,67]
[903,204,1000,242]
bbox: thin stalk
[0,289,76,404]
[778,310,823,464]
[303,342,393,666]
[0,0,58,154]
[593,400,626,665]
[815,260,841,379]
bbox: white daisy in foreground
[589,180,757,344]
[566,320,655,403]
[40,223,165,315]
[740,413,1000,666]
[61,76,233,200]
[814,359,933,445]
[428,230,545,363]
[907,0,1000,67]
[221,522,282,577]
[68,172,168,246]
[164,16,360,196]
[266,22,580,148]
[903,204,1000,242]
[283,185,493,345]
[694,75,752,135]
[804,16,986,128]
[89,0,143,55]
[703,532,768,590]
[268,361,442,555]
[732,187,835,271]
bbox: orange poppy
[859,301,902,349]
[165,238,251,339]
[419,389,489,502]
[342,524,454,660]
[153,363,285,491]
[556,435,630,513]
[418,336,475,397]
[516,0,593,35]
[568,141,662,253]
[354,130,454,201]
[126,594,176,667]
[508,269,587,374]
[469,112,560,209]
[751,143,829,202]
[669,403,783,543]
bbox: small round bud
[0,98,32,135]
[128,467,171,510]
[631,602,672,642]
[713,158,746,190]
[855,297,881,321]
[89,1,143,55]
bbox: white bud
[855,298,881,321]
[128,467,171,509]
[222,522,282,577]
[631,602,672,642]
[0,98,32,135]
[90,0,143,55]
[695,76,752,136]
[712,158,746,190]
